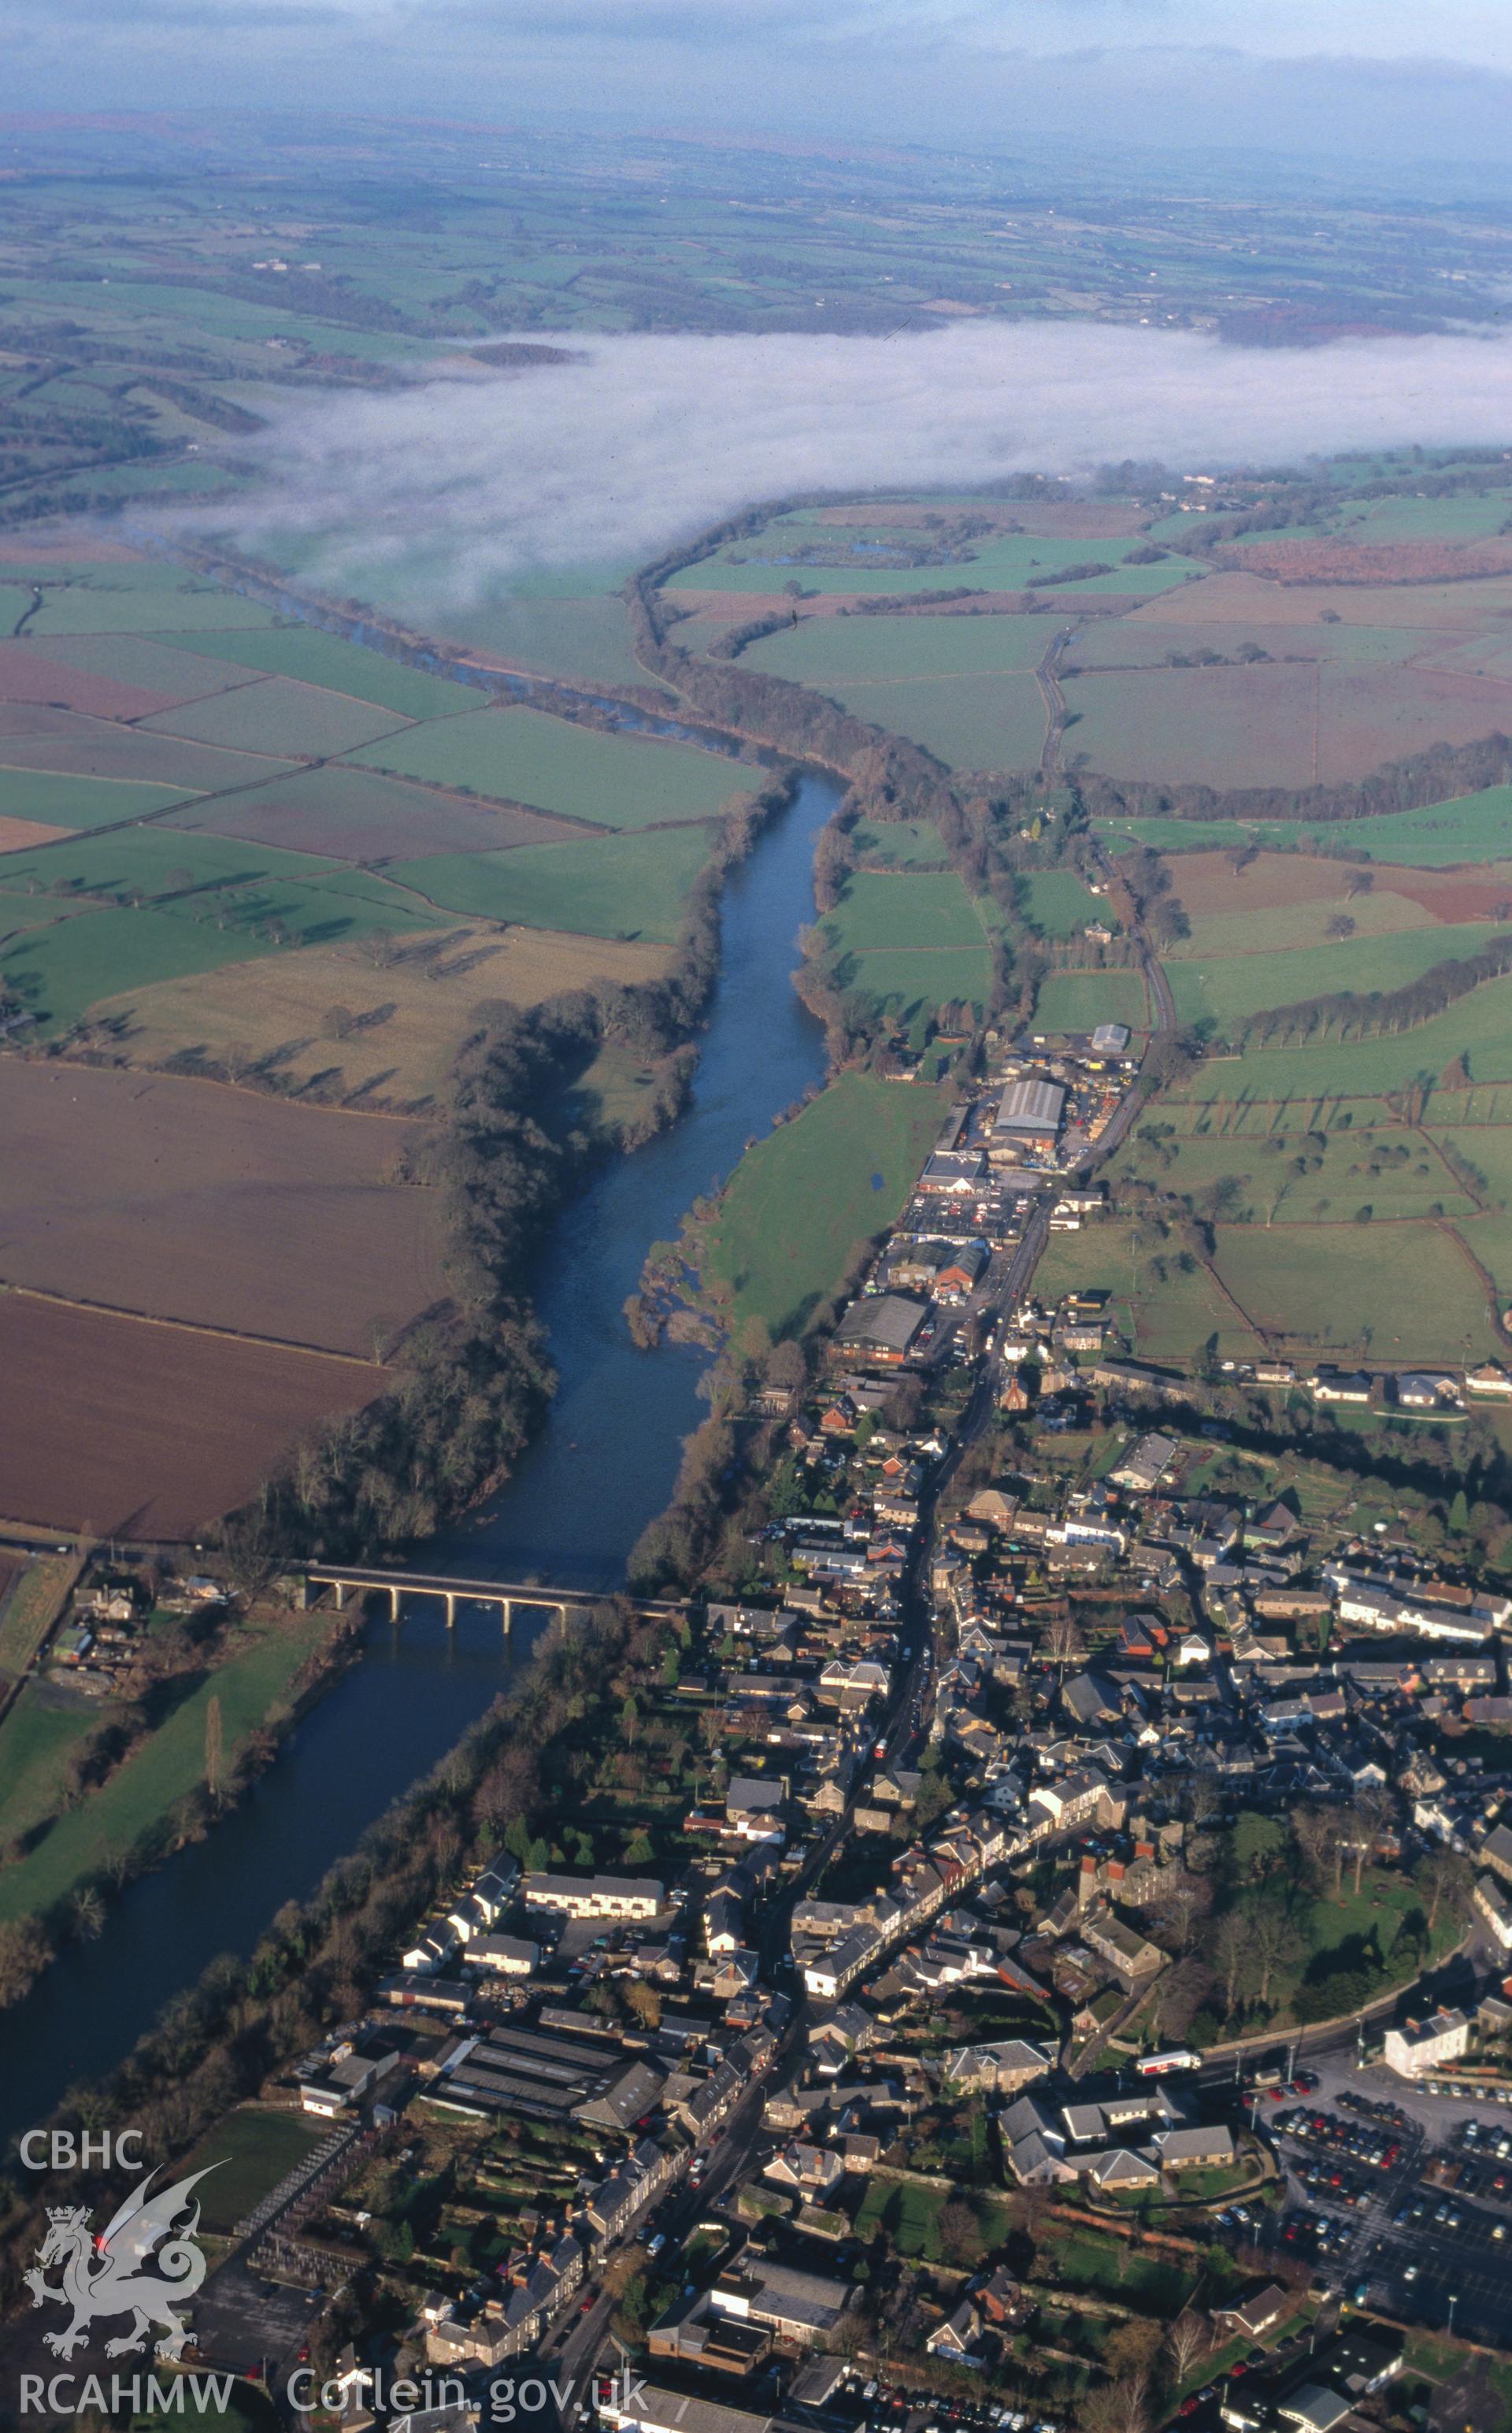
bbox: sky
[9,0,1512,163]
[203,321,1512,607]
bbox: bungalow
[1310,1367,1371,1405]
[1467,1359,1512,1397]
[1211,2282,1288,2341]
[1084,2148,1159,2191]
[1152,2125,1236,2170]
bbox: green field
[0,768,192,833]
[1102,787,1512,870]
[815,862,999,1021]
[667,527,1202,598]
[2,906,272,1032]
[351,703,750,828]
[391,823,713,940]
[823,869,988,954]
[1214,1220,1499,1359]
[850,818,948,869]
[0,1688,100,1849]
[427,595,657,692]
[160,624,487,720]
[177,2107,326,2235]
[1034,1215,1261,1360]
[745,610,1051,683]
[1169,972,1512,1100]
[817,669,1049,771]
[25,575,280,636]
[835,945,995,1017]
[1173,888,1436,959]
[1021,868,1106,938]
[16,632,254,701]
[1108,1119,1477,1227]
[1033,968,1148,1033]
[702,1069,948,1339]
[0,833,443,1029]
[0,1615,328,1924]
[139,673,411,758]
[1169,922,1506,1033]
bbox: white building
[1383,2007,1469,2077]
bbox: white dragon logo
[24,2166,218,2361]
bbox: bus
[1136,2048,1199,2077]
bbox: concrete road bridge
[302,1563,690,1633]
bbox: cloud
[198,321,1512,611]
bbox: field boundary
[0,1282,410,1369]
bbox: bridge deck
[304,1565,686,1617]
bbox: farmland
[0,1293,391,1537]
[1021,867,1106,937]
[1167,920,1506,1035]
[818,868,996,1018]
[139,673,412,758]
[157,625,487,720]
[391,824,716,940]
[0,1611,332,1925]
[665,517,1204,599]
[1211,1221,1500,1362]
[1066,657,1512,789]
[89,923,670,1109]
[350,703,752,828]
[1033,1217,1261,1363]
[0,1063,446,1356]
[701,1070,949,1340]
[1033,968,1148,1034]
[745,609,1051,683]
[1167,971,1512,1100]
[0,532,772,1538]
[0,767,192,835]
[172,762,580,859]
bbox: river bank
[0,763,843,2153]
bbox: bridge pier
[388,1585,402,1623]
[332,1582,348,1611]
[501,1597,510,1636]
[444,1592,457,1629]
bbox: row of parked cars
[1273,2107,1402,2172]
[1280,2207,1355,2257]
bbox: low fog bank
[195,321,1512,607]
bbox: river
[0,767,843,2149]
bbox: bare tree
[1247,1903,1303,2011]
[1077,2368,1151,2433]
[1348,1786,1393,1896]
[1153,1869,1212,1956]
[1293,1804,1348,1898]
[1210,1911,1249,2016]
[1415,1846,1471,1934]
[1164,2314,1209,2390]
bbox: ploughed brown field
[0,642,181,722]
[1126,569,1512,630]
[813,501,1150,536]
[1214,536,1512,585]
[170,762,586,860]
[0,1063,448,1356]
[0,816,72,853]
[0,1294,389,1538]
[1171,849,1512,926]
